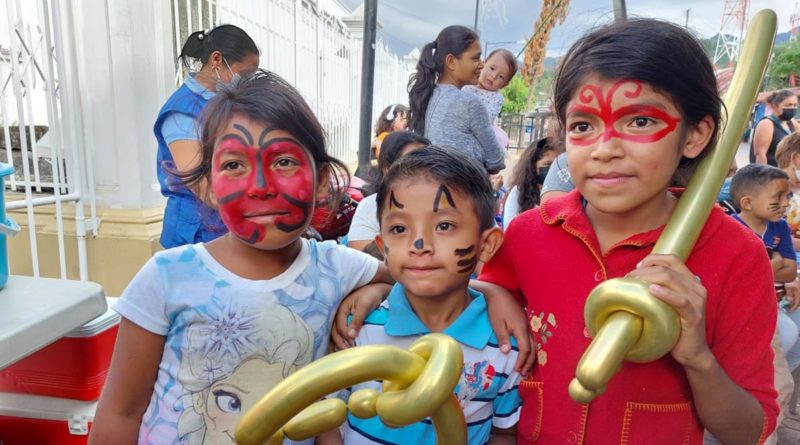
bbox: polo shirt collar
[384,284,493,349]
[539,189,679,250]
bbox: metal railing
[500,111,554,150]
[1,0,96,280]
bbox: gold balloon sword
[235,333,467,445]
[568,9,778,404]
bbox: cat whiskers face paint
[211,123,316,246]
[454,245,477,274]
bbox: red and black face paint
[567,80,681,146]
[454,245,477,274]
[212,124,315,244]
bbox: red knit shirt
[479,190,778,445]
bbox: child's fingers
[347,299,371,341]
[519,333,537,376]
[332,305,354,349]
[507,323,533,373]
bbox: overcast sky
[341,0,799,58]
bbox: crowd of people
[85,17,795,445]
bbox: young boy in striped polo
[340,146,521,445]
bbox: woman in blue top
[155,24,259,248]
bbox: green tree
[501,75,529,114]
[767,40,800,90]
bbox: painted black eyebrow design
[389,191,405,209]
[257,126,279,147]
[233,123,254,146]
[433,185,455,212]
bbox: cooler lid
[65,297,120,337]
[0,162,14,178]
[0,392,96,421]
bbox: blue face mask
[215,58,240,92]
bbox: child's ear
[375,235,387,258]
[682,115,716,159]
[444,53,457,73]
[739,196,752,211]
[315,164,332,201]
[477,226,504,263]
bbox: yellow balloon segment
[235,333,467,445]
[569,9,778,404]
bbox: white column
[70,0,174,209]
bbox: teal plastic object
[0,163,20,289]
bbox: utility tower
[791,2,800,41]
[713,0,750,68]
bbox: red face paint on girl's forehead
[211,130,315,245]
[566,79,681,146]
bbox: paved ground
[779,407,800,444]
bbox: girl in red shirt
[480,19,778,444]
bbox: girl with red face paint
[479,19,779,445]
[90,70,398,445]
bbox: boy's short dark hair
[729,163,789,206]
[376,145,496,231]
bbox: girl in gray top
[408,25,506,173]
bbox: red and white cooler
[0,392,96,445]
[0,297,119,400]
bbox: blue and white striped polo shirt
[341,284,522,445]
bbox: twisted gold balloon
[569,10,778,404]
[235,333,467,445]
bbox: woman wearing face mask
[502,137,560,227]
[154,24,259,249]
[751,89,799,167]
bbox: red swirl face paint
[211,125,315,245]
[566,79,681,146]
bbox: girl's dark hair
[553,19,723,181]
[180,69,349,214]
[376,145,496,231]
[768,89,797,107]
[511,137,560,212]
[486,48,518,79]
[364,131,431,195]
[375,104,410,136]
[179,24,259,67]
[408,25,479,134]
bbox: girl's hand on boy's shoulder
[331,282,393,349]
[626,254,715,371]
[475,280,535,375]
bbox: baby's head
[375,146,502,296]
[479,48,517,92]
[183,69,348,249]
[730,163,790,223]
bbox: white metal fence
[1,0,96,280]
[3,0,414,283]
[173,0,415,165]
